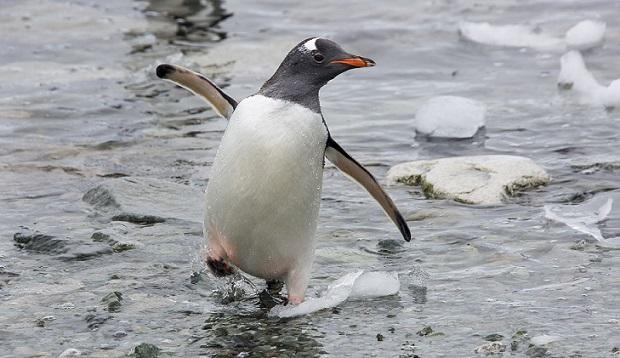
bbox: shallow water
[1,0,620,356]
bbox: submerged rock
[387,155,550,205]
[13,227,113,261]
[133,343,160,358]
[83,177,203,224]
[101,291,123,313]
[474,341,506,355]
[414,96,486,138]
[91,230,137,253]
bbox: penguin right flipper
[324,136,412,242]
[156,64,237,120]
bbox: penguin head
[263,38,374,88]
[278,37,375,86]
[259,38,374,111]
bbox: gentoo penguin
[156,37,411,304]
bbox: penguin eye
[312,52,325,63]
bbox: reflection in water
[145,0,232,44]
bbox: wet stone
[377,239,405,254]
[13,227,113,261]
[388,155,550,205]
[101,291,123,313]
[85,313,112,330]
[91,231,136,252]
[416,326,433,336]
[474,341,506,354]
[113,330,127,338]
[82,177,203,224]
[133,343,160,358]
[484,333,504,342]
[35,315,56,327]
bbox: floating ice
[459,20,606,52]
[530,334,562,346]
[459,22,565,51]
[544,197,613,241]
[270,271,400,318]
[565,20,606,51]
[558,51,620,107]
[414,96,486,138]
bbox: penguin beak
[329,55,375,68]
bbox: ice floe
[270,271,400,318]
[565,20,606,50]
[558,50,620,107]
[459,22,565,51]
[414,96,486,138]
[459,19,606,52]
[544,197,612,242]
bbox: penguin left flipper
[156,64,237,120]
[325,136,412,242]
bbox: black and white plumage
[157,37,411,304]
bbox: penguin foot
[206,257,235,277]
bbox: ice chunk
[558,51,620,107]
[565,20,606,51]
[544,197,613,241]
[414,96,486,138]
[530,334,562,346]
[459,20,606,52]
[459,21,565,51]
[270,271,400,318]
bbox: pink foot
[287,295,304,305]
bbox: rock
[484,333,504,342]
[474,341,506,355]
[91,231,137,253]
[83,177,203,224]
[414,96,486,138]
[565,20,606,51]
[416,326,433,336]
[85,313,112,330]
[570,154,620,174]
[387,155,550,205]
[13,227,113,261]
[35,315,56,327]
[101,291,123,313]
[133,343,160,358]
[59,348,82,357]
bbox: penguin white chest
[205,95,328,279]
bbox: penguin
[156,37,411,304]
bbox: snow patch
[414,96,486,138]
[269,271,400,318]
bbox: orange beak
[329,56,375,68]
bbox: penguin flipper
[325,136,412,242]
[156,64,237,120]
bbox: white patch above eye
[303,37,319,52]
